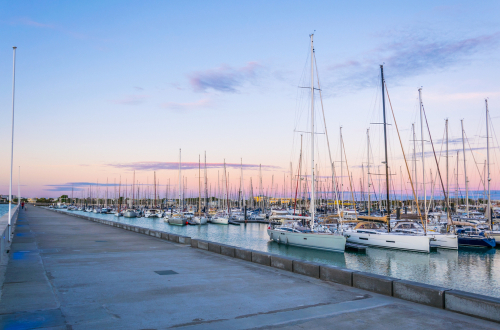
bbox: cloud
[161,98,212,110]
[133,86,144,91]
[328,32,500,92]
[7,17,55,28]
[110,95,149,105]
[189,62,263,93]
[106,162,281,171]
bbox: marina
[55,207,500,299]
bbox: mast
[179,149,182,210]
[198,155,201,215]
[340,127,344,218]
[310,33,315,228]
[445,118,452,228]
[456,151,459,210]
[419,88,427,230]
[380,65,391,231]
[486,99,492,229]
[240,158,244,209]
[461,120,469,217]
[204,151,208,214]
[412,123,418,212]
[367,128,371,216]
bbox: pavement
[0,207,498,330]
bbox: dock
[1,207,498,329]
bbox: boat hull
[344,231,431,253]
[268,229,346,252]
[211,217,229,225]
[429,234,458,250]
[123,211,137,218]
[458,236,496,248]
[168,218,187,226]
[192,217,208,225]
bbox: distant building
[0,195,16,202]
[28,198,37,204]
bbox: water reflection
[57,209,500,298]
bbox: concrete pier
[0,207,498,329]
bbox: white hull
[268,229,346,252]
[429,234,458,250]
[168,217,187,226]
[123,211,137,218]
[211,217,229,225]
[489,232,500,245]
[345,231,431,253]
[193,217,208,225]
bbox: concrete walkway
[0,207,498,329]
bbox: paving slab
[0,207,498,329]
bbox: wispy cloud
[189,62,263,93]
[106,162,281,171]
[161,98,212,110]
[110,95,149,105]
[3,17,55,28]
[328,32,500,92]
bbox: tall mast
[412,123,418,212]
[240,158,244,209]
[8,47,17,242]
[486,99,492,229]
[456,151,459,209]
[179,149,182,210]
[461,120,469,217]
[310,33,315,228]
[419,88,427,229]
[380,65,391,231]
[340,127,344,218]
[367,128,371,216]
[204,151,208,213]
[198,155,201,214]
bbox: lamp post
[8,46,17,242]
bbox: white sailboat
[343,66,433,253]
[267,34,346,253]
[193,155,208,225]
[168,149,187,226]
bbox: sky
[1,0,500,200]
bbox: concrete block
[320,265,357,286]
[208,242,222,253]
[134,227,139,233]
[218,244,234,257]
[393,280,448,309]
[197,240,209,250]
[149,230,157,237]
[155,231,161,238]
[144,229,149,235]
[161,232,169,240]
[178,236,191,244]
[191,238,199,248]
[168,234,179,243]
[234,247,252,261]
[353,272,396,296]
[445,290,500,322]
[179,236,191,245]
[293,260,320,278]
[270,255,294,272]
[252,251,271,266]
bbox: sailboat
[193,155,208,225]
[267,35,346,253]
[211,160,229,225]
[343,67,431,253]
[168,149,188,226]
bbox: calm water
[0,204,11,217]
[55,208,500,298]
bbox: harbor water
[56,208,500,298]
[0,204,11,217]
